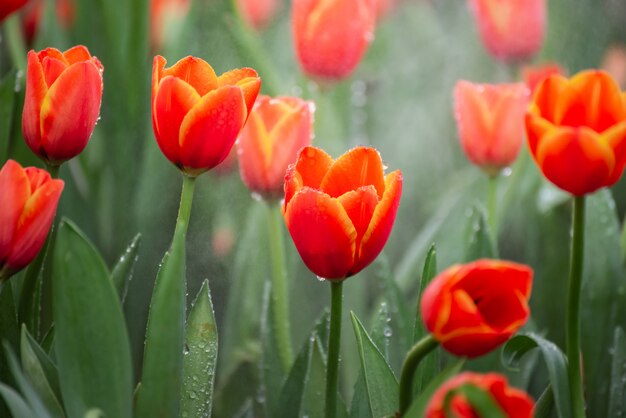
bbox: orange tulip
[468,0,545,62]
[522,62,564,92]
[152,55,261,176]
[420,259,532,358]
[526,70,626,196]
[237,95,314,198]
[0,0,27,22]
[454,80,529,175]
[0,160,64,281]
[425,372,534,418]
[292,0,376,81]
[237,0,280,30]
[283,146,402,280]
[22,45,103,166]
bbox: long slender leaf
[135,225,186,418]
[21,327,60,400]
[608,327,626,417]
[181,279,218,418]
[464,204,497,261]
[451,384,507,418]
[534,385,555,418]
[350,312,399,418]
[52,220,133,418]
[0,383,36,418]
[501,333,571,418]
[4,344,52,418]
[259,282,285,416]
[0,70,17,162]
[405,358,465,418]
[300,336,328,418]
[110,234,141,303]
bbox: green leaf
[0,383,36,418]
[0,70,17,162]
[110,234,141,302]
[20,326,64,418]
[534,385,554,418]
[21,327,61,403]
[0,284,19,379]
[449,384,507,418]
[608,327,626,417]
[4,344,52,418]
[181,280,218,418]
[82,409,104,418]
[135,225,186,418]
[464,204,497,262]
[501,333,570,418]
[404,358,465,417]
[300,336,328,418]
[259,282,285,416]
[350,312,399,418]
[52,220,133,418]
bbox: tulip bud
[292,0,376,81]
[151,55,261,177]
[237,0,280,30]
[283,146,402,280]
[22,45,104,166]
[237,95,314,199]
[0,160,64,281]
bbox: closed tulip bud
[421,259,532,358]
[237,0,281,30]
[283,146,402,280]
[0,0,27,22]
[237,95,314,199]
[526,70,626,196]
[425,372,534,418]
[22,45,104,166]
[454,81,529,176]
[0,160,64,281]
[468,0,545,63]
[152,55,261,177]
[292,0,376,81]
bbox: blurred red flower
[237,0,281,30]
[522,63,565,92]
[0,0,27,22]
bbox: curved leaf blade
[110,234,141,303]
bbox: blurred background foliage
[3,0,626,416]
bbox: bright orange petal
[163,56,218,96]
[178,85,246,172]
[218,68,261,114]
[284,146,334,207]
[602,120,626,186]
[0,161,30,263]
[284,188,356,279]
[336,185,378,250]
[37,47,68,65]
[454,81,493,166]
[536,127,614,195]
[41,56,68,87]
[63,45,92,64]
[532,74,570,124]
[39,61,103,163]
[237,109,272,193]
[22,50,48,156]
[320,146,386,199]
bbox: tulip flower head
[283,146,402,280]
[152,55,261,177]
[292,0,376,81]
[22,46,103,166]
[468,0,545,63]
[0,0,27,22]
[454,81,529,176]
[0,160,64,281]
[237,95,314,199]
[237,0,280,30]
[425,372,534,418]
[21,0,75,45]
[526,70,626,196]
[420,259,532,358]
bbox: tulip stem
[566,195,586,418]
[3,15,27,72]
[174,175,196,239]
[398,334,439,415]
[267,202,293,372]
[487,175,498,240]
[325,280,343,418]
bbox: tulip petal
[336,185,378,249]
[218,68,261,114]
[536,127,614,195]
[351,170,402,275]
[39,61,103,163]
[454,81,493,166]
[284,188,356,279]
[0,161,30,263]
[163,56,218,96]
[320,146,386,199]
[153,76,201,165]
[8,179,63,271]
[284,146,334,207]
[63,45,92,64]
[603,120,626,185]
[237,109,273,192]
[152,55,167,107]
[532,74,570,124]
[525,112,555,157]
[41,56,68,87]
[37,48,68,65]
[22,50,48,155]
[179,85,247,171]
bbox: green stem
[325,280,343,418]
[487,174,498,240]
[566,196,586,418]
[398,334,439,415]
[3,15,27,71]
[267,201,293,372]
[174,175,196,239]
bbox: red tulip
[522,62,565,92]
[21,0,75,45]
[292,0,376,81]
[283,146,402,280]
[150,0,190,50]
[0,0,27,22]
[526,70,626,195]
[237,95,314,198]
[152,55,261,176]
[468,0,545,63]
[22,45,103,166]
[237,0,280,30]
[420,259,532,358]
[454,80,529,175]
[0,160,63,281]
[425,372,534,418]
